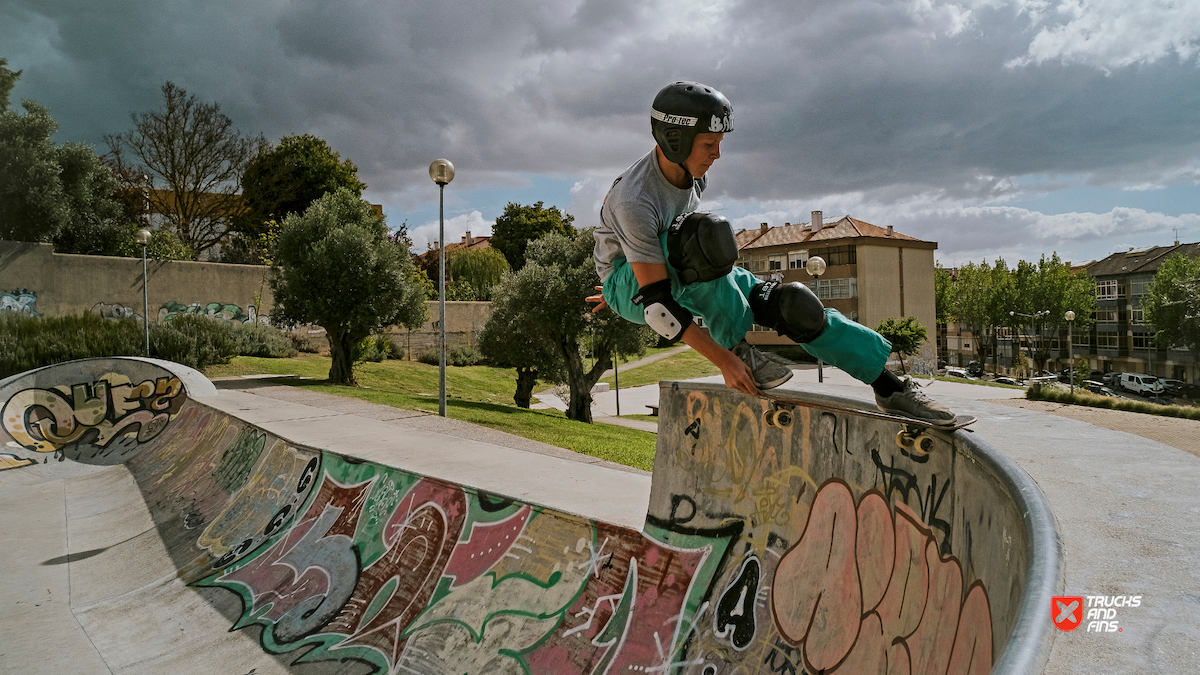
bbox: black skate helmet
[651,81,734,165]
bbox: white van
[1118,373,1163,395]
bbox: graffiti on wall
[1,289,39,316]
[90,300,268,326]
[1,373,185,466]
[642,388,997,674]
[195,452,739,674]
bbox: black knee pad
[749,280,826,343]
[667,212,738,284]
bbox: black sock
[871,369,905,397]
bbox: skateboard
[760,391,976,455]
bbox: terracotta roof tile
[741,215,927,249]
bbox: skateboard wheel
[763,410,775,428]
[916,435,935,455]
[895,430,915,450]
[772,409,793,428]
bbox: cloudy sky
[4,0,1199,266]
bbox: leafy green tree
[236,134,365,245]
[479,230,653,420]
[876,316,928,374]
[488,201,575,271]
[1143,252,1200,375]
[0,100,126,252]
[106,82,264,258]
[934,265,953,325]
[270,189,428,385]
[949,261,991,365]
[448,247,511,300]
[0,58,21,112]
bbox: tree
[448,247,511,300]
[0,100,126,252]
[479,230,653,420]
[235,134,365,246]
[270,189,428,385]
[489,201,575,271]
[876,316,928,374]
[106,82,264,258]
[934,264,953,326]
[0,58,21,112]
[1143,252,1200,375]
[949,261,991,365]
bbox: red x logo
[1052,596,1084,631]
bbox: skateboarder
[588,80,955,425]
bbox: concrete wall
[1,359,1060,673]
[0,241,272,324]
[0,241,492,356]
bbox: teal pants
[602,242,892,384]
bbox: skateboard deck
[760,390,976,454]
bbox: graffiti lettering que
[2,376,183,455]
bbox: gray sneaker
[733,341,793,389]
[876,375,956,426]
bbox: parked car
[1160,379,1185,396]
[945,367,973,380]
[993,376,1023,386]
[1118,373,1165,396]
[1101,372,1119,386]
[1084,380,1122,397]
[967,361,984,377]
[1177,383,1200,399]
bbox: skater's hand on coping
[586,286,608,313]
[717,350,760,396]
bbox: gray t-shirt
[594,149,705,282]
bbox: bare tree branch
[106,82,264,257]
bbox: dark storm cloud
[2,0,1198,260]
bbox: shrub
[150,315,236,370]
[416,348,440,366]
[289,330,322,353]
[449,345,481,367]
[1028,385,1200,421]
[0,312,142,379]
[229,322,298,358]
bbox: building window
[1096,280,1118,300]
[1072,332,1090,348]
[1095,309,1118,322]
[788,250,808,269]
[1130,308,1144,325]
[1130,276,1153,297]
[768,254,785,271]
[1133,335,1155,350]
[809,277,857,300]
[1097,332,1121,349]
[808,245,857,266]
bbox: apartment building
[1075,242,1199,383]
[936,242,1200,384]
[734,211,939,368]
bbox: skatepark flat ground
[3,363,1197,673]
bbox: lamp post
[428,159,455,417]
[1066,310,1076,396]
[806,256,827,382]
[136,228,152,356]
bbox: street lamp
[136,228,152,356]
[806,256,827,382]
[429,159,455,417]
[1066,310,1076,396]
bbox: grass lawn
[598,348,719,388]
[205,355,659,471]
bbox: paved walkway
[988,398,1200,459]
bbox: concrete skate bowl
[0,358,1062,674]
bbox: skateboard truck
[760,393,975,456]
